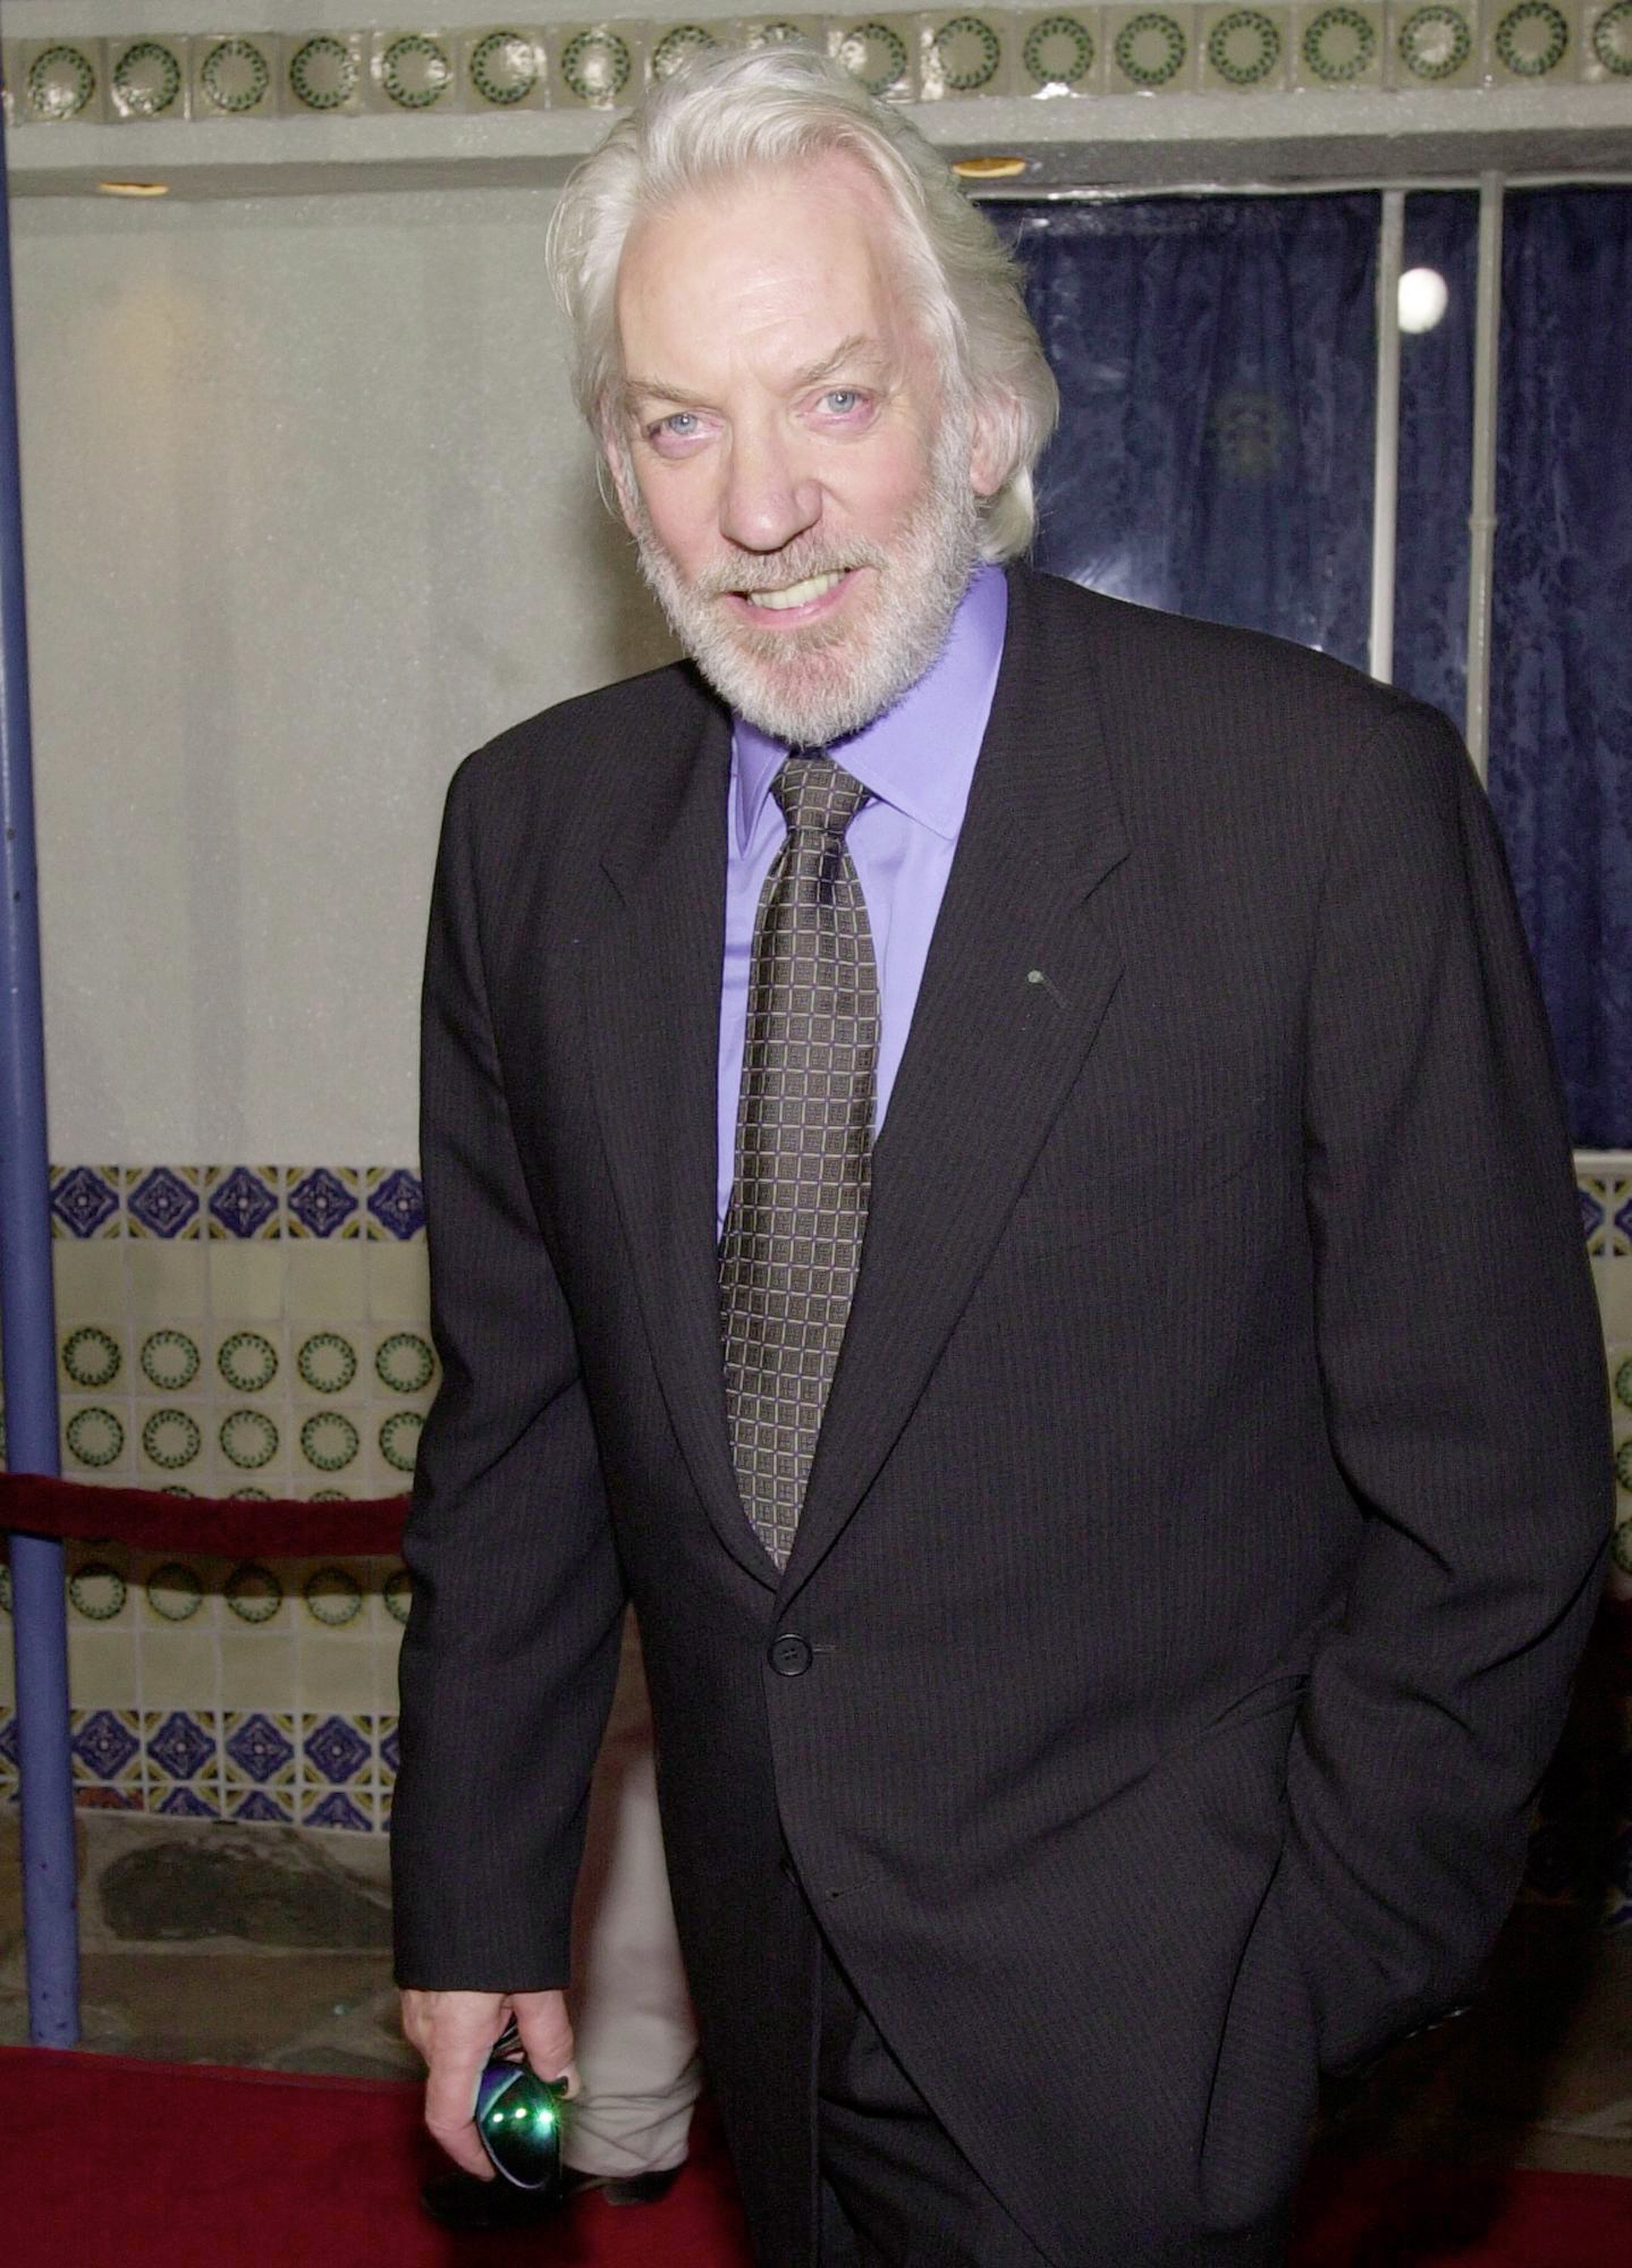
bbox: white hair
[545,45,1058,562]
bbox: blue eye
[824,390,862,414]
[660,412,698,436]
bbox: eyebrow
[620,335,893,420]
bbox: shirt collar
[732,562,1009,854]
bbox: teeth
[744,571,844,611]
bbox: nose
[717,419,821,556]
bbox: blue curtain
[1392,194,1478,731]
[1489,188,1632,1150]
[999,196,1377,667]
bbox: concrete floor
[2,1811,1629,2181]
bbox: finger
[513,2006,576,2087]
[424,2043,492,2180]
[425,2102,495,2182]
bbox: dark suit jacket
[392,564,1611,2266]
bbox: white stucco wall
[14,184,676,1162]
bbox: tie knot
[772,754,869,841]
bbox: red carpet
[1,2045,1627,2266]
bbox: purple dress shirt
[717,562,1009,1236]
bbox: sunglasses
[475,2018,570,2191]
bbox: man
[393,47,1612,2268]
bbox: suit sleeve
[1279,702,1612,2075]
[391,757,626,1991]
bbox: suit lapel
[582,681,779,1592]
[782,566,1129,1597]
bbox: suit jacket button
[769,1632,813,1678]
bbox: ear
[968,395,1010,502]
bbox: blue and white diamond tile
[379,1720,400,1779]
[234,1789,293,1823]
[0,1708,18,1780]
[70,1706,141,1785]
[50,1166,121,1239]
[206,1166,281,1240]
[158,1784,221,1819]
[225,1710,296,1784]
[303,1787,373,1833]
[287,1167,361,1240]
[1579,1173,1632,1259]
[126,1166,201,1240]
[303,1712,371,1784]
[366,1168,425,1242]
[144,1706,218,1783]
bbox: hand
[401,1987,579,2180]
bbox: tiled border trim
[50,1165,423,1241]
[3,5,1627,130]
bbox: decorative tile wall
[3,1156,1630,1909]
[0,1164,426,1833]
[2,3,1624,129]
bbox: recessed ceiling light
[98,181,170,199]
[952,155,1029,181]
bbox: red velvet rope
[0,1470,407,1557]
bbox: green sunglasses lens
[475,2059,565,2189]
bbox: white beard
[627,418,981,748]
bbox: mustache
[690,544,887,600]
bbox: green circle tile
[933,14,1004,89]
[838,21,911,93]
[63,1326,121,1390]
[225,1563,282,1622]
[298,1332,358,1395]
[470,29,539,105]
[142,1407,202,1471]
[1207,8,1282,82]
[1614,1517,1632,1579]
[301,1411,360,1473]
[28,45,97,120]
[1,1563,13,1614]
[375,1333,434,1396]
[231,1487,272,1501]
[382,33,453,108]
[1617,1436,1632,1494]
[68,1561,127,1621]
[308,1488,351,1501]
[379,1410,425,1475]
[1302,5,1377,79]
[147,1562,204,1622]
[220,1408,278,1470]
[1593,0,1632,73]
[1022,14,1096,85]
[289,34,358,110]
[652,24,723,79]
[218,1331,278,1394]
[1615,1356,1632,1413]
[66,1407,124,1470]
[1114,10,1189,82]
[304,1566,364,1627]
[141,1330,200,1391]
[383,1568,413,1625]
[560,29,633,100]
[200,36,271,112]
[113,39,184,117]
[1395,3,1471,76]
[1494,0,1569,72]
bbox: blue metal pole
[0,102,79,2046]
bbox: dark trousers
[815,1947,1050,2268]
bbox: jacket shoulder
[444,659,718,829]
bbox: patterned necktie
[720,754,880,1568]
